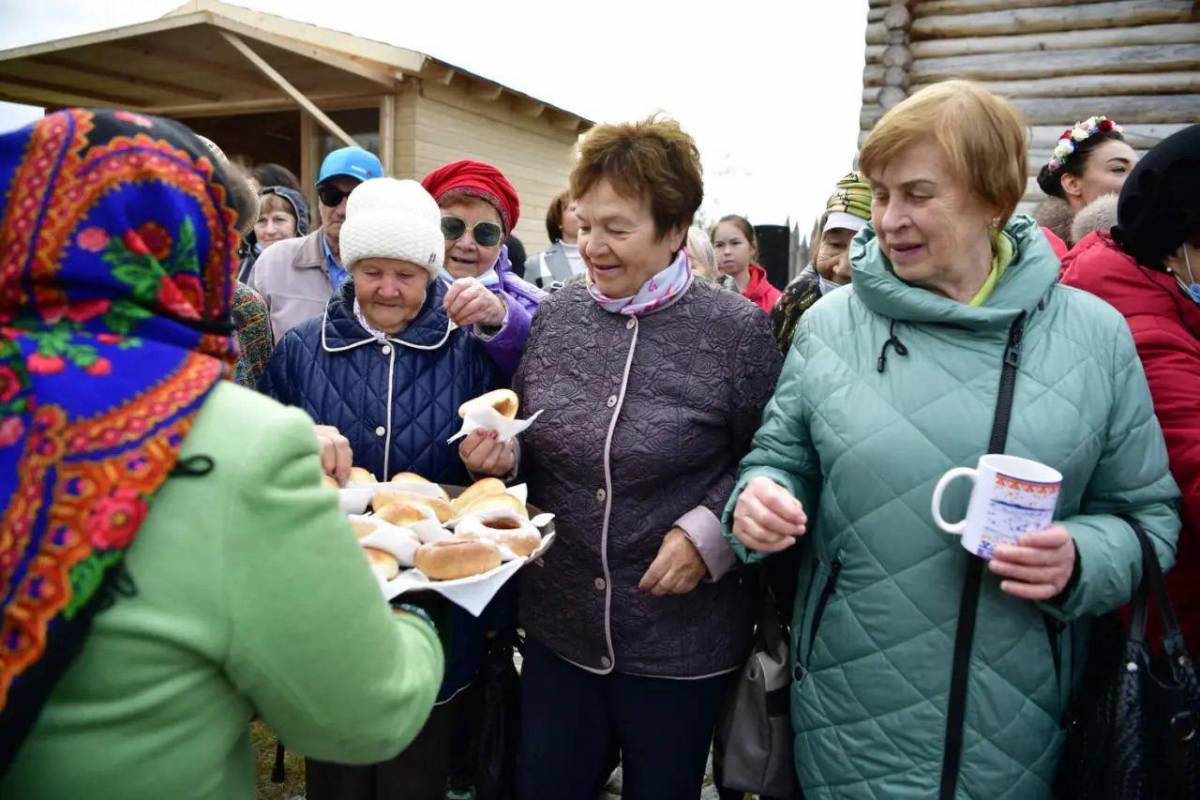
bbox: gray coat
[516,280,782,677]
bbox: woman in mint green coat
[0,109,443,799]
[725,82,1180,799]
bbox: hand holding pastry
[314,424,354,485]
[458,429,516,477]
[444,278,507,329]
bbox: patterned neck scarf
[0,109,238,770]
[587,249,693,317]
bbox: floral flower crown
[1047,116,1123,173]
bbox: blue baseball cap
[317,146,383,186]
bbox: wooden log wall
[860,0,1200,210]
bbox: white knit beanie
[339,178,444,277]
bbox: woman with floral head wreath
[0,109,443,798]
[1037,116,1137,217]
[421,160,545,375]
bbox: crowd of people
[0,77,1197,800]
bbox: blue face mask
[818,276,842,296]
[1183,246,1200,306]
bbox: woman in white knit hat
[263,177,507,800]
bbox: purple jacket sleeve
[473,290,532,377]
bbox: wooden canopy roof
[0,0,591,130]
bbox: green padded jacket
[2,382,444,799]
[724,215,1180,799]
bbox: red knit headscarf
[421,160,520,233]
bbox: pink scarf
[587,250,693,317]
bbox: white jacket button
[626,318,636,330]
[596,488,606,502]
[606,395,617,408]
[375,426,386,437]
[594,577,606,591]
[381,344,392,355]
[601,656,612,668]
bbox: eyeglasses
[441,216,503,247]
[317,183,357,208]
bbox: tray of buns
[337,472,555,616]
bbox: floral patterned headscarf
[0,108,238,770]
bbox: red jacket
[743,263,782,314]
[1061,232,1200,652]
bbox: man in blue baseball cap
[252,146,384,341]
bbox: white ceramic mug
[931,454,1062,560]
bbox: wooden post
[219,30,358,149]
[300,111,319,227]
[379,94,396,177]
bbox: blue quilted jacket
[264,279,504,702]
[725,216,1180,798]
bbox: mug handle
[931,468,977,534]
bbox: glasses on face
[317,183,357,208]
[441,216,503,247]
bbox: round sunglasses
[441,216,503,247]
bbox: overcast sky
[0,0,868,229]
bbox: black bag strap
[1120,515,1191,656]
[939,311,1027,800]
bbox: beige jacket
[251,228,337,341]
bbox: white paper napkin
[446,407,543,445]
[381,530,555,616]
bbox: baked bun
[458,491,527,519]
[454,514,541,558]
[389,472,450,500]
[373,490,453,523]
[414,538,501,580]
[496,530,541,558]
[451,477,507,516]
[322,474,341,489]
[364,547,400,580]
[348,467,378,485]
[458,389,519,420]
[350,519,377,539]
[375,502,433,527]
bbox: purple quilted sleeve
[472,290,531,377]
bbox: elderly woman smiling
[725,81,1179,798]
[264,177,503,800]
[462,116,782,799]
[421,160,545,375]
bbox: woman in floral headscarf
[0,109,442,799]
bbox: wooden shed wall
[389,79,579,255]
[860,0,1200,213]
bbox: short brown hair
[545,190,569,242]
[859,80,1027,224]
[570,114,702,241]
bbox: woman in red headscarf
[422,160,545,375]
[0,108,443,799]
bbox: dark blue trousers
[516,637,733,800]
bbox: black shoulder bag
[1054,516,1200,799]
[939,311,1026,799]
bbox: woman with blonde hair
[686,225,725,284]
[725,81,1179,798]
